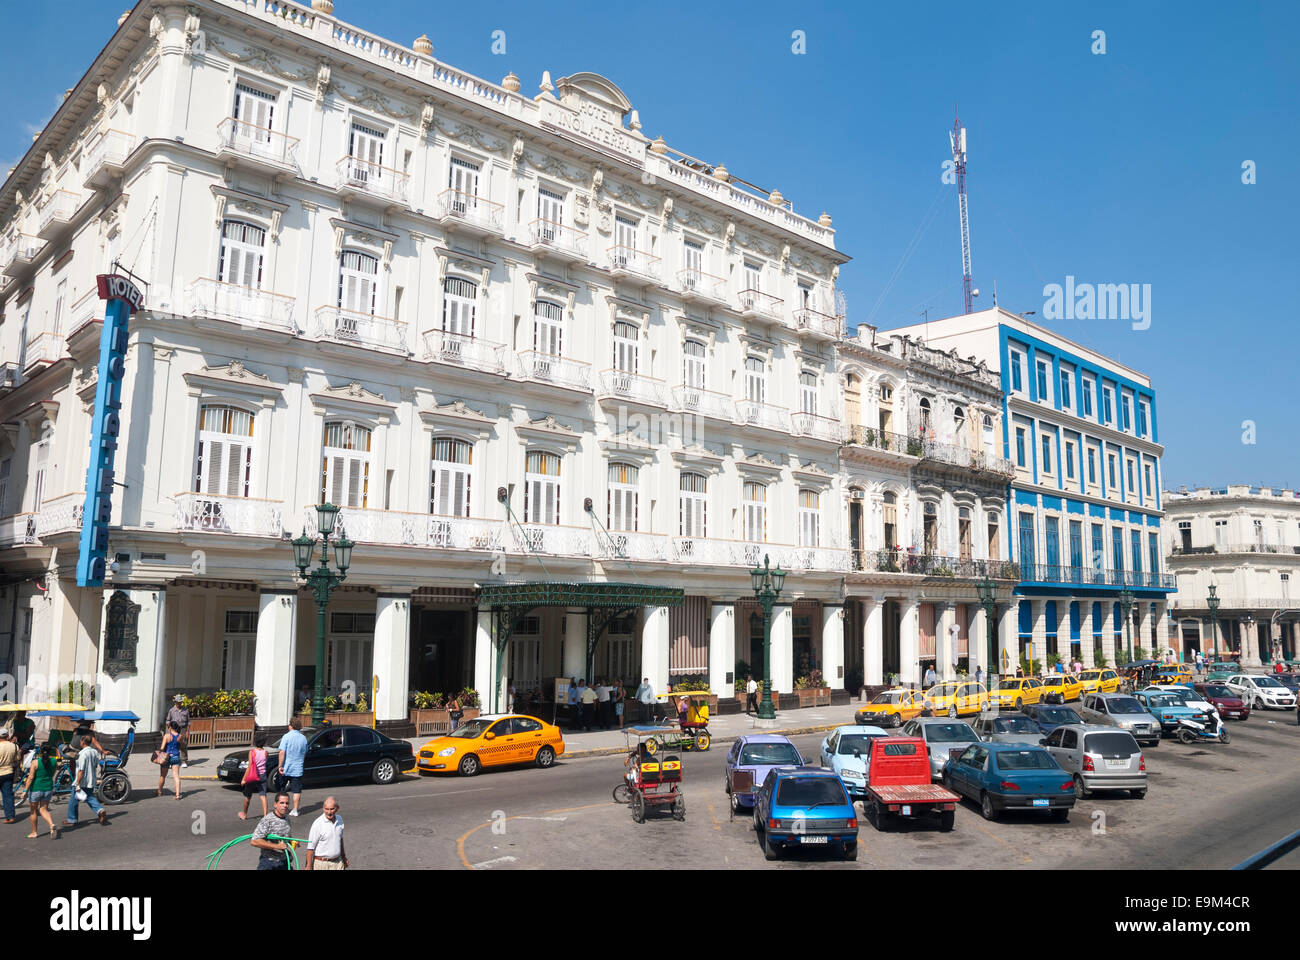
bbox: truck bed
[866,783,960,805]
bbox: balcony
[736,399,791,433]
[669,537,847,572]
[844,425,924,458]
[596,369,667,407]
[791,412,844,443]
[174,494,285,538]
[336,156,409,207]
[514,351,592,392]
[1,234,41,283]
[36,493,84,539]
[217,118,300,176]
[187,279,297,334]
[0,514,38,547]
[778,545,852,573]
[737,288,784,324]
[312,306,408,354]
[852,550,1021,580]
[37,190,80,240]
[22,332,65,372]
[1169,545,1218,556]
[671,385,736,422]
[420,329,507,375]
[921,439,1016,478]
[304,506,506,552]
[528,219,587,263]
[0,362,19,391]
[607,245,662,286]
[435,189,503,236]
[82,129,136,188]
[509,523,594,557]
[676,268,727,305]
[792,305,843,341]
[595,530,669,562]
[1018,564,1175,590]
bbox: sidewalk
[174,702,865,778]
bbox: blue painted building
[887,308,1176,671]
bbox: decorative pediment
[735,451,783,478]
[419,399,495,437]
[603,178,655,211]
[792,461,834,490]
[435,246,494,289]
[528,273,577,316]
[330,217,399,268]
[310,380,397,419]
[526,152,585,184]
[670,443,724,475]
[673,206,719,237]
[211,185,288,240]
[675,315,720,350]
[555,72,633,118]
[606,294,650,324]
[183,361,281,405]
[736,232,778,259]
[915,483,945,500]
[598,432,656,465]
[515,414,581,449]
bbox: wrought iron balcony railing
[436,189,504,234]
[672,385,736,422]
[528,219,587,259]
[844,425,924,457]
[313,306,408,353]
[737,288,784,322]
[187,279,297,333]
[83,129,136,187]
[420,329,507,374]
[514,351,592,392]
[217,117,300,169]
[337,155,409,205]
[676,268,727,302]
[607,244,662,282]
[736,399,791,433]
[792,305,843,340]
[596,369,667,406]
[37,190,80,238]
[176,494,285,537]
[791,412,844,443]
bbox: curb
[561,722,842,760]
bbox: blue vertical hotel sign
[76,273,144,588]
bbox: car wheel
[1015,699,1023,710]
[892,714,902,728]
[1131,789,1146,800]
[1254,695,1265,710]
[730,792,742,815]
[947,705,958,718]
[980,792,998,821]
[1146,739,1159,748]
[763,828,780,861]
[613,783,632,804]
[753,804,763,834]
[97,772,130,805]
[535,745,556,768]
[871,799,889,832]
[939,809,955,832]
[458,754,481,777]
[842,842,859,861]
[370,757,398,785]
[1073,773,1091,799]
[1051,808,1069,822]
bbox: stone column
[770,603,794,694]
[1155,601,1171,661]
[864,597,884,686]
[473,609,495,711]
[641,605,670,700]
[822,604,845,690]
[1139,603,1155,659]
[997,603,1017,678]
[937,602,957,681]
[97,588,168,737]
[253,590,298,728]
[972,601,990,679]
[709,602,735,698]
[1030,598,1048,673]
[1080,600,1096,669]
[372,594,411,723]
[562,610,587,681]
[1099,602,1117,667]
[900,599,920,688]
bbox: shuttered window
[613,321,638,374]
[320,421,372,509]
[338,250,379,316]
[798,489,820,547]
[679,472,707,538]
[195,404,254,498]
[607,463,638,532]
[743,482,767,542]
[524,451,561,525]
[683,339,706,389]
[217,220,265,289]
[534,300,563,356]
[442,276,477,337]
[430,438,472,517]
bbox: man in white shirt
[745,676,758,715]
[595,680,612,730]
[305,796,348,870]
[635,678,655,722]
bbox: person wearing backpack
[239,730,269,821]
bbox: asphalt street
[3,713,1298,870]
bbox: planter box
[795,687,832,708]
[185,718,216,748]
[297,711,375,728]
[212,716,256,747]
[410,708,452,736]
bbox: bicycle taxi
[612,725,686,824]
[643,691,712,752]
[3,706,140,805]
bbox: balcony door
[233,83,275,148]
[442,277,476,338]
[743,482,767,543]
[321,421,371,510]
[1018,512,1036,570]
[615,216,637,262]
[679,473,707,541]
[1069,519,1083,573]
[449,156,480,211]
[533,300,563,357]
[348,122,385,184]
[430,438,472,518]
[683,339,706,390]
[1045,517,1060,576]
[195,404,254,502]
[338,251,379,319]
[524,451,561,526]
[537,188,563,237]
[683,240,703,285]
[959,508,972,562]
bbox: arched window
[608,462,639,531]
[844,374,862,429]
[798,489,820,547]
[533,300,563,356]
[217,220,265,288]
[982,413,995,454]
[744,356,766,404]
[743,481,767,542]
[799,371,818,416]
[878,382,895,434]
[679,472,707,538]
[683,339,706,389]
[524,451,561,525]
[196,404,254,498]
[882,491,897,549]
[442,276,477,338]
[321,421,372,508]
[430,437,472,516]
[338,250,379,316]
[613,321,638,374]
[919,397,932,436]
[954,405,965,429]
[923,501,938,553]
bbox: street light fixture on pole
[749,554,787,721]
[976,576,998,688]
[1206,585,1221,660]
[1118,587,1135,662]
[1240,613,1255,663]
[291,503,354,727]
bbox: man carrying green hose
[251,793,294,870]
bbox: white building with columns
[0,0,856,738]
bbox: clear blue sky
[3,0,1296,489]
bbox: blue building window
[1082,379,1094,417]
[1102,387,1113,424]
[1036,359,1049,400]
[1015,427,1026,467]
[1019,512,1036,570]
[1091,523,1104,578]
[1112,527,1124,573]
[1069,520,1083,573]
[1045,517,1060,576]
[1121,395,1131,431]
[1131,530,1143,577]
[1148,532,1160,577]
[1010,350,1023,392]
[1060,369,1072,409]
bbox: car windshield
[871,692,902,705]
[776,777,847,808]
[739,743,802,766]
[1146,694,1180,708]
[1203,685,1233,697]
[993,716,1038,733]
[1254,677,1285,688]
[1038,707,1081,724]
[929,683,959,695]
[1107,698,1145,714]
[995,750,1058,771]
[923,722,977,743]
[1043,678,1062,686]
[447,719,492,739]
[1158,690,1193,705]
[837,734,880,756]
[1084,733,1139,756]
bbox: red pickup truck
[863,736,959,832]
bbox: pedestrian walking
[239,730,269,821]
[250,792,294,870]
[595,679,612,730]
[156,721,183,800]
[613,680,626,729]
[6,709,35,758]
[745,675,758,715]
[277,716,308,817]
[447,694,463,732]
[579,680,598,731]
[0,728,21,823]
[166,694,191,767]
[975,666,984,688]
[635,677,655,722]
[305,795,348,870]
[923,665,937,688]
[64,735,108,827]
[23,744,59,839]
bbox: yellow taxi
[923,680,989,717]
[415,714,565,777]
[855,688,924,728]
[989,677,1043,709]
[1077,668,1121,694]
[1039,673,1084,702]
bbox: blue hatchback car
[753,766,859,861]
[725,735,806,813]
[941,742,1075,822]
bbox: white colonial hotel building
[0,0,1021,735]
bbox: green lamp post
[292,503,354,727]
[749,554,787,720]
[1119,587,1135,661]
[977,576,998,688]
[1206,585,1220,659]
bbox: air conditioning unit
[849,489,865,500]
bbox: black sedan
[1021,703,1084,737]
[217,726,416,787]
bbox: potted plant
[182,690,256,748]
[298,692,375,728]
[409,691,450,734]
[793,669,831,707]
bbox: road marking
[707,801,721,831]
[457,801,606,870]
[471,855,518,869]
[371,787,494,804]
[513,816,568,822]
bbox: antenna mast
[950,111,975,314]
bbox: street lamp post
[976,576,998,688]
[291,503,354,727]
[749,554,787,721]
[1241,613,1255,664]
[1118,587,1135,661]
[1206,585,1220,660]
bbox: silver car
[1040,724,1146,798]
[973,711,1041,744]
[899,717,981,780]
[1078,692,1161,747]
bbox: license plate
[217,770,229,779]
[799,835,828,844]
[1032,798,1049,807]
[1105,758,1127,768]
[902,805,911,815]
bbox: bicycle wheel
[612,782,632,804]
